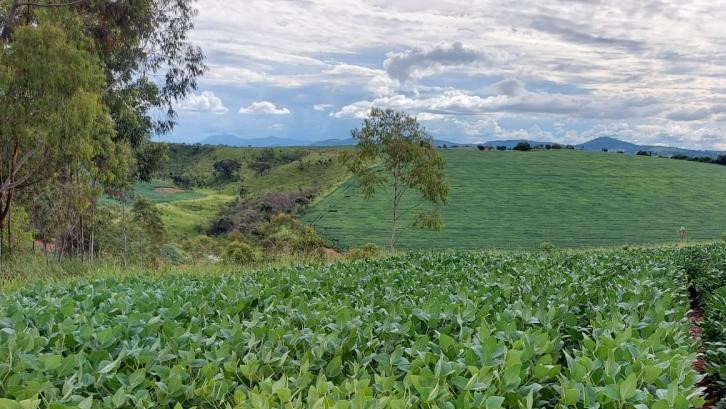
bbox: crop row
[0,248,710,408]
[680,244,726,407]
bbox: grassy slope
[141,145,348,238]
[301,149,726,249]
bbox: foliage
[540,241,556,253]
[0,246,707,408]
[346,243,381,260]
[224,239,261,265]
[0,205,33,257]
[208,189,318,236]
[636,150,651,156]
[341,108,448,250]
[213,159,242,182]
[160,244,188,265]
[513,142,532,151]
[257,213,325,255]
[0,22,118,230]
[131,198,165,253]
[680,244,726,399]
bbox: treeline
[0,0,205,265]
[473,142,576,151]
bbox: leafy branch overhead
[341,108,448,249]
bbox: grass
[132,180,205,202]
[301,149,726,250]
[102,145,350,239]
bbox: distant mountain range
[197,134,723,158]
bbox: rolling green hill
[301,149,726,249]
[135,145,349,238]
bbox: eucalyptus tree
[0,0,205,257]
[341,108,449,250]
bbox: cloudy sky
[165,0,726,149]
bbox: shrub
[212,159,242,181]
[257,213,325,254]
[496,145,507,151]
[513,142,532,151]
[477,145,486,151]
[636,150,651,156]
[540,241,556,253]
[551,143,562,149]
[224,240,261,265]
[602,148,608,152]
[347,243,382,261]
[161,244,187,265]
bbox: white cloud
[179,91,228,114]
[239,101,291,115]
[179,0,726,149]
[313,104,334,111]
[332,86,661,120]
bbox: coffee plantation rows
[1,245,726,409]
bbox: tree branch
[16,0,82,7]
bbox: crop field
[4,245,726,408]
[302,150,726,250]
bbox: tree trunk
[122,198,128,267]
[6,203,11,257]
[0,0,20,40]
[390,168,399,251]
[90,203,95,262]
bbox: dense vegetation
[2,245,721,408]
[304,149,726,249]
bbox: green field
[1,246,716,408]
[302,150,726,250]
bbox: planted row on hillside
[0,248,707,408]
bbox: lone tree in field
[342,108,448,250]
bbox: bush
[347,243,381,261]
[602,148,608,152]
[257,213,325,254]
[496,145,507,151]
[224,240,261,265]
[551,143,562,149]
[477,145,486,151]
[540,241,556,253]
[513,142,532,151]
[636,150,651,156]
[161,244,188,265]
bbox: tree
[341,108,449,250]
[131,197,165,254]
[250,161,272,176]
[0,22,118,235]
[213,159,242,181]
[513,142,532,151]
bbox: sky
[164,0,726,149]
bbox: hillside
[302,149,726,249]
[135,144,349,238]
